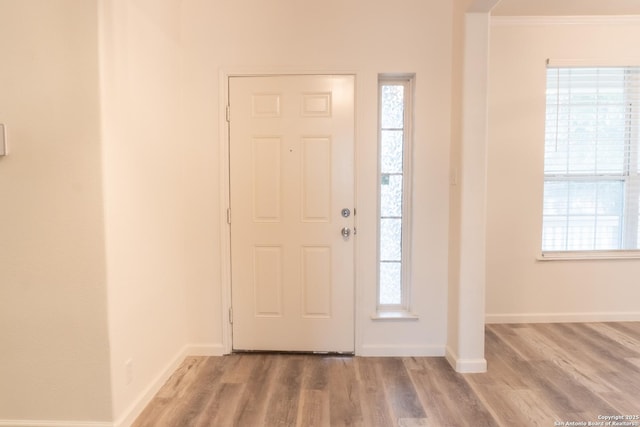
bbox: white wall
[98,0,191,423]
[0,1,112,423]
[486,17,640,323]
[0,0,489,423]
[4,2,640,423]
[447,2,499,372]
[448,0,468,374]
[180,0,455,356]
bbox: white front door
[229,75,355,352]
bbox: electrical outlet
[450,167,459,186]
[125,359,133,385]
[0,124,6,156]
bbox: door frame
[218,70,359,354]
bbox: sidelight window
[377,75,413,311]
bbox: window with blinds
[542,66,640,253]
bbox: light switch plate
[0,123,6,156]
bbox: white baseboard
[0,421,111,427]
[1,344,228,427]
[486,312,640,324]
[112,345,189,427]
[113,342,227,427]
[186,343,226,356]
[358,344,445,357]
[445,346,487,373]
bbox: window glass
[543,66,640,252]
[378,76,413,309]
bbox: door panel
[229,75,355,352]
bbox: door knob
[341,227,351,238]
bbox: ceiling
[492,0,640,16]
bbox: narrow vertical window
[378,76,413,312]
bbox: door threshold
[232,349,354,357]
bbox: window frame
[541,64,640,259]
[376,75,415,313]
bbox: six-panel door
[229,75,355,352]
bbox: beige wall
[448,0,468,374]
[99,0,190,423]
[15,1,640,424]
[0,0,482,421]
[486,17,640,322]
[447,1,499,372]
[180,0,455,356]
[0,1,112,422]
[0,0,193,424]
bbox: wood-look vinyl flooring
[132,322,640,426]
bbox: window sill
[538,250,640,261]
[371,311,419,321]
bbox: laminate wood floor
[132,322,640,427]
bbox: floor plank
[132,322,640,427]
[328,357,364,426]
[264,356,304,427]
[380,358,426,422]
[356,358,395,427]
[230,355,277,426]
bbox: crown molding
[491,15,640,26]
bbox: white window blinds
[543,66,640,252]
